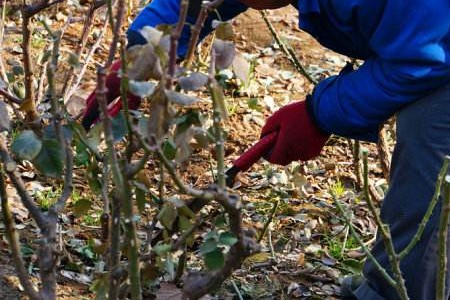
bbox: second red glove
[260,100,329,165]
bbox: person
[82,0,450,299]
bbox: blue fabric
[129,0,450,142]
[128,0,247,57]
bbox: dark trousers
[354,82,450,299]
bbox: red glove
[81,60,141,130]
[260,100,329,165]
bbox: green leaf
[219,232,238,246]
[178,72,209,91]
[204,248,225,270]
[165,90,199,106]
[152,243,172,255]
[213,39,235,70]
[86,162,102,195]
[129,80,156,98]
[157,204,178,230]
[232,54,251,85]
[213,21,234,41]
[73,199,92,218]
[111,112,128,141]
[11,130,42,160]
[32,139,64,178]
[12,65,24,76]
[67,52,80,68]
[162,139,177,160]
[135,183,148,213]
[199,238,218,255]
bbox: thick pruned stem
[400,156,450,259]
[260,10,317,85]
[436,166,450,300]
[0,166,41,300]
[362,151,409,300]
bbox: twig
[105,0,125,68]
[63,14,108,103]
[61,2,103,98]
[260,10,317,85]
[184,0,225,69]
[0,166,41,300]
[231,280,244,300]
[0,1,8,83]
[377,126,391,182]
[0,88,22,105]
[437,175,450,300]
[257,199,279,243]
[362,151,408,299]
[400,156,450,259]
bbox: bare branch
[0,167,41,300]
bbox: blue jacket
[129,0,450,142]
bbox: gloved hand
[260,99,329,165]
[81,60,141,130]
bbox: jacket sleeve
[129,0,248,57]
[310,0,450,142]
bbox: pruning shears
[225,132,277,187]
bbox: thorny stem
[167,0,189,88]
[400,156,450,259]
[184,0,226,69]
[0,166,41,300]
[260,10,317,85]
[105,0,125,68]
[97,67,142,300]
[437,176,450,300]
[21,15,39,122]
[46,29,73,214]
[362,151,409,300]
[96,68,122,300]
[209,49,226,188]
[119,39,134,159]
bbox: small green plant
[36,188,60,210]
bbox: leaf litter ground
[0,4,393,299]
